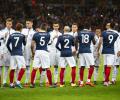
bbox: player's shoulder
[11,28,15,33]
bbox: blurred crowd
[0,0,120,31]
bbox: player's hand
[0,54,4,59]
[117,51,120,57]
[97,52,100,57]
[53,35,58,40]
[72,50,76,56]
[5,32,9,37]
[32,53,35,60]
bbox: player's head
[15,23,23,32]
[40,23,48,31]
[26,19,33,29]
[72,23,78,33]
[53,22,59,31]
[64,26,70,33]
[106,22,114,30]
[95,28,101,37]
[6,18,13,29]
[83,22,91,30]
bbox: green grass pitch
[0,59,120,100]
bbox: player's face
[106,23,111,29]
[35,28,40,32]
[53,24,59,31]
[72,25,78,33]
[6,21,12,29]
[26,21,33,29]
[95,29,101,37]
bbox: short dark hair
[53,21,59,25]
[72,23,78,26]
[83,22,91,29]
[40,23,48,31]
[15,23,23,31]
[26,18,33,22]
[6,18,13,22]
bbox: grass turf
[0,60,120,100]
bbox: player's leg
[30,51,39,88]
[85,53,94,86]
[0,66,2,86]
[15,67,19,83]
[112,65,119,84]
[66,57,76,86]
[0,55,3,86]
[15,56,26,88]
[40,51,53,87]
[94,57,100,84]
[24,49,31,86]
[79,54,86,87]
[3,53,10,87]
[94,66,99,84]
[9,56,16,88]
[59,57,66,87]
[50,52,58,85]
[39,68,46,87]
[104,54,114,86]
[112,56,119,84]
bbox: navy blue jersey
[102,30,119,54]
[6,32,26,56]
[32,32,50,51]
[56,34,75,57]
[77,29,95,53]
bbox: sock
[54,66,58,84]
[60,68,65,85]
[112,66,116,81]
[40,69,46,84]
[17,68,25,82]
[45,73,49,83]
[46,69,52,85]
[9,70,15,84]
[94,66,99,81]
[3,66,9,84]
[31,69,37,85]
[25,66,30,83]
[15,68,19,82]
[87,65,94,82]
[80,67,85,82]
[39,67,42,75]
[105,66,111,82]
[103,65,107,81]
[71,67,76,84]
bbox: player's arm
[55,36,61,51]
[6,36,12,53]
[72,37,76,55]
[23,35,26,46]
[97,37,103,54]
[117,35,120,57]
[31,40,35,59]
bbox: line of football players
[0,18,120,88]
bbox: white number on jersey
[108,35,113,43]
[81,34,89,43]
[40,37,45,46]
[64,39,69,48]
[14,37,19,47]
